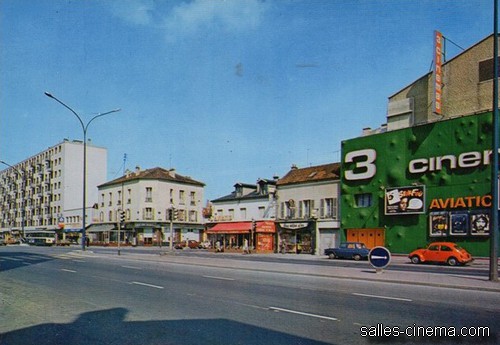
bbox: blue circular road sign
[369,246,391,269]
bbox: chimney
[169,168,176,178]
[135,166,141,175]
[291,164,298,170]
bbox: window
[117,190,122,205]
[479,57,500,82]
[299,200,314,218]
[178,209,186,221]
[355,193,372,208]
[321,198,337,219]
[108,192,113,206]
[189,210,197,222]
[258,206,265,218]
[228,209,234,219]
[145,187,152,202]
[143,208,154,220]
[179,190,185,205]
[240,208,247,219]
[190,191,196,206]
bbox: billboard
[385,186,425,215]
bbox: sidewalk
[82,247,500,293]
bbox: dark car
[324,242,370,261]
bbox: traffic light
[173,208,179,221]
[120,210,126,224]
[168,208,173,221]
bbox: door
[346,229,385,248]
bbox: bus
[25,231,56,246]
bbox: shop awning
[206,222,251,234]
[86,224,115,233]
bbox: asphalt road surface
[1,246,498,345]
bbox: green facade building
[341,112,494,256]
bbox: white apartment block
[94,167,205,245]
[0,139,107,235]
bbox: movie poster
[470,210,490,236]
[449,212,469,236]
[429,212,448,237]
[385,186,425,215]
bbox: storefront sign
[279,222,309,230]
[344,148,498,181]
[256,221,275,233]
[433,30,443,115]
[429,195,491,210]
[385,186,425,215]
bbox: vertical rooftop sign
[434,30,443,115]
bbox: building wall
[277,181,339,221]
[211,197,275,222]
[0,139,107,232]
[341,112,493,256]
[388,35,499,128]
[98,179,204,225]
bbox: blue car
[324,242,370,261]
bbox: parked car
[174,240,201,249]
[198,241,211,249]
[324,242,370,261]
[408,242,473,266]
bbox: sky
[0,0,495,201]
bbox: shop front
[206,221,276,253]
[277,221,315,254]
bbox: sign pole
[490,0,499,282]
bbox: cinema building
[340,34,499,256]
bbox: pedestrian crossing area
[0,251,90,267]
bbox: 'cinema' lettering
[408,150,494,174]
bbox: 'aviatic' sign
[429,195,492,210]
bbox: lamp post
[0,161,25,239]
[45,92,120,251]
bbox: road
[0,246,498,345]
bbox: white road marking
[352,293,412,302]
[371,255,388,260]
[269,307,338,321]
[72,260,86,263]
[122,265,141,270]
[131,281,164,289]
[61,269,77,273]
[202,275,235,281]
[3,257,22,261]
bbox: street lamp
[45,92,120,251]
[0,161,25,239]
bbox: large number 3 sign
[344,149,377,181]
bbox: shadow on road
[0,250,55,272]
[0,307,335,345]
